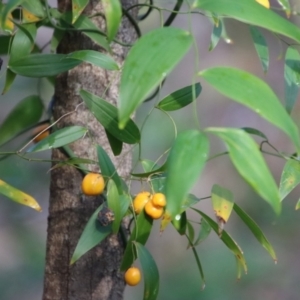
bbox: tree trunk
[43,1,137,299]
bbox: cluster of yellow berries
[81,173,105,196]
[133,191,167,219]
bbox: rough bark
[43,1,137,299]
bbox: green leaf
[171,211,187,235]
[185,233,206,289]
[211,184,234,234]
[120,194,131,217]
[0,178,41,211]
[279,159,300,201]
[105,129,123,156]
[193,208,247,276]
[233,203,277,261]
[119,27,193,128]
[120,210,153,271]
[107,180,121,234]
[199,67,300,152]
[284,47,300,114]
[72,0,88,23]
[9,23,37,63]
[241,127,268,140]
[103,0,122,42]
[162,130,209,229]
[2,69,17,95]
[0,95,43,146]
[156,83,201,111]
[134,242,159,300]
[209,19,222,51]
[70,203,112,264]
[50,28,65,53]
[73,14,110,51]
[186,221,195,247]
[66,50,119,70]
[80,89,140,144]
[206,128,281,214]
[96,145,123,194]
[1,0,23,30]
[9,54,81,77]
[249,26,269,73]
[194,218,211,246]
[22,0,46,18]
[28,126,88,152]
[193,0,300,43]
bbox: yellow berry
[152,193,166,207]
[81,173,105,196]
[133,191,151,214]
[145,200,164,219]
[124,267,141,286]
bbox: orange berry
[255,0,270,8]
[145,200,164,219]
[152,193,166,207]
[81,173,105,196]
[133,191,151,214]
[124,267,141,286]
[32,123,50,143]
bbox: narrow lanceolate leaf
[80,89,140,144]
[119,27,193,128]
[194,209,247,277]
[96,145,123,194]
[9,23,37,63]
[28,126,88,152]
[206,128,281,214]
[0,179,41,211]
[161,131,209,231]
[156,83,202,111]
[105,129,123,156]
[22,0,46,18]
[279,159,300,201]
[241,127,268,140]
[211,184,234,235]
[199,67,300,152]
[9,54,81,77]
[72,0,89,23]
[107,180,121,234]
[209,19,223,51]
[193,0,300,43]
[70,203,112,264]
[185,234,206,289]
[66,50,119,70]
[194,218,211,246]
[73,14,110,51]
[284,47,300,114]
[134,242,159,300]
[233,203,277,261]
[249,26,269,73]
[1,0,23,30]
[102,0,122,42]
[120,210,153,271]
[0,95,43,146]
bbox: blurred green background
[1,1,300,299]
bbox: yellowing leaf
[0,179,41,211]
[2,13,14,33]
[211,184,234,235]
[256,0,270,8]
[22,8,42,23]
